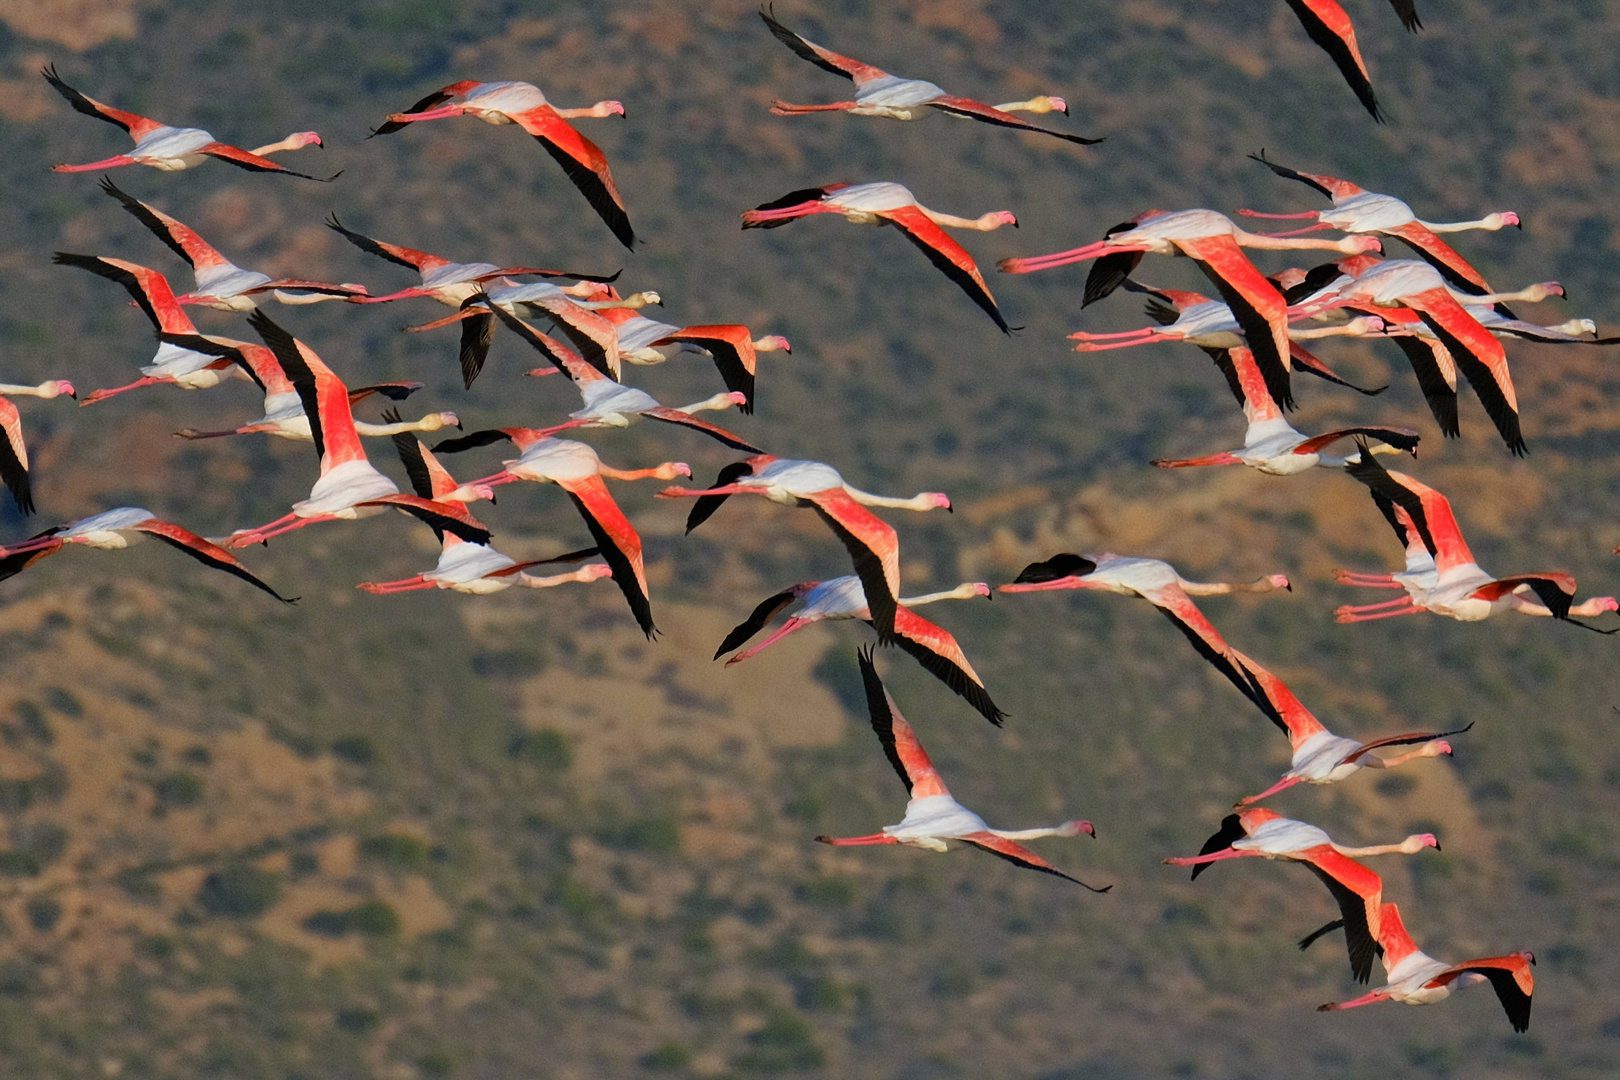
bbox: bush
[303,900,401,938]
[197,864,280,918]
[330,736,376,765]
[154,772,204,807]
[359,833,430,869]
[25,897,60,932]
[508,730,572,772]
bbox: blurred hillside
[0,2,1616,1078]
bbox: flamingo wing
[387,426,438,501]
[1145,585,1268,715]
[0,399,32,514]
[1346,451,1475,571]
[325,214,446,273]
[1248,150,1336,199]
[510,107,634,250]
[1297,847,1384,984]
[1187,815,1250,881]
[431,429,518,455]
[98,177,218,269]
[890,606,1006,726]
[130,519,296,603]
[54,252,196,335]
[741,185,845,229]
[1403,289,1523,454]
[1082,221,1148,307]
[881,205,1011,333]
[1012,552,1099,583]
[558,474,655,638]
[683,461,757,534]
[1282,0,1383,121]
[1431,954,1534,1033]
[452,300,497,389]
[926,95,1102,145]
[370,85,467,137]
[1288,342,1387,395]
[349,381,424,403]
[42,64,163,139]
[1476,575,1616,632]
[1384,221,1490,292]
[1345,722,1474,763]
[961,832,1109,891]
[196,142,337,181]
[1290,426,1420,457]
[714,589,800,659]
[1177,235,1294,409]
[639,407,763,453]
[1389,0,1423,33]
[650,326,758,410]
[856,645,946,798]
[0,531,65,582]
[806,489,900,645]
[1384,334,1461,436]
[247,309,365,467]
[759,10,888,83]
[1231,649,1327,745]
[359,494,491,546]
[484,300,606,384]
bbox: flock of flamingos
[3,3,1614,1039]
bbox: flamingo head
[288,131,323,150]
[1593,596,1620,614]
[970,582,992,600]
[1409,833,1441,853]
[1337,234,1384,255]
[1431,740,1455,757]
[926,492,952,512]
[1268,574,1292,592]
[624,290,662,308]
[423,412,461,431]
[1041,95,1068,115]
[42,380,75,399]
[656,462,693,481]
[1056,820,1095,838]
[979,210,1018,231]
[597,99,626,117]
[1341,316,1385,336]
[580,563,615,581]
[1492,212,1521,230]
[1527,282,1565,302]
[724,391,749,407]
[757,335,792,354]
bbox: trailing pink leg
[726,617,810,665]
[1152,452,1244,468]
[1234,774,1303,807]
[814,833,898,846]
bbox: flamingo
[715,576,1005,726]
[479,300,762,451]
[1227,648,1469,807]
[98,179,365,310]
[1149,344,1420,475]
[587,304,791,412]
[372,80,634,249]
[1165,806,1436,982]
[817,647,1108,891]
[1242,152,1515,294]
[1278,0,1419,122]
[759,9,1101,144]
[657,455,951,644]
[1336,447,1619,629]
[168,337,458,443]
[326,214,618,308]
[43,64,333,179]
[54,253,255,404]
[742,182,1017,332]
[1291,257,1565,455]
[998,553,1289,713]
[357,425,611,596]
[999,208,1383,408]
[220,312,490,551]
[0,380,75,514]
[429,429,688,638]
[0,507,294,602]
[1318,902,1534,1032]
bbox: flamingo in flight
[430,429,689,638]
[715,576,1005,726]
[43,64,333,179]
[168,336,458,443]
[999,553,1290,714]
[373,80,634,249]
[588,304,791,413]
[325,214,619,309]
[0,380,75,514]
[0,507,294,603]
[221,311,492,551]
[98,179,366,310]
[1336,447,1619,629]
[1000,208,1383,408]
[1165,806,1436,982]
[54,252,255,404]
[357,422,612,597]
[1317,901,1534,1032]
[1227,648,1469,807]
[742,182,1017,332]
[1291,257,1565,455]
[477,301,762,452]
[817,647,1108,891]
[1149,344,1420,475]
[1242,152,1515,295]
[658,455,951,644]
[759,9,1101,145]
[1278,0,1421,122]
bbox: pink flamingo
[1280,0,1421,122]
[99,179,365,310]
[1000,208,1383,408]
[1318,902,1534,1032]
[999,552,1290,714]
[0,507,294,602]
[430,429,688,638]
[358,426,612,596]
[742,182,1017,332]
[817,648,1107,890]
[590,304,791,412]
[1337,448,1619,629]
[715,576,1004,725]
[657,455,950,643]
[44,65,332,179]
[760,9,1100,144]
[0,379,75,514]
[1227,648,1469,807]
[372,80,633,249]
[1165,806,1436,982]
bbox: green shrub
[359,833,430,869]
[197,864,280,918]
[508,730,572,772]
